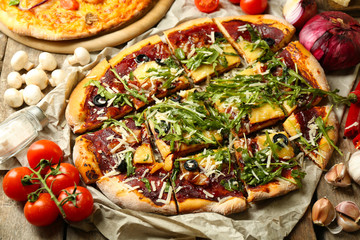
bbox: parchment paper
[1,0,359,239]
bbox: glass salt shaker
[0,106,48,164]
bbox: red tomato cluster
[194,0,268,14]
[2,140,93,227]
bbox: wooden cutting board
[0,0,174,54]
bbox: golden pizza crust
[214,15,295,64]
[246,177,298,202]
[0,0,155,40]
[97,176,177,215]
[177,197,247,215]
[73,135,103,184]
[283,105,339,169]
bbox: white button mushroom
[4,88,24,108]
[7,72,25,89]
[37,52,57,71]
[11,50,35,71]
[68,47,91,66]
[49,69,67,87]
[24,69,49,90]
[22,84,44,105]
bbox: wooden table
[1,30,360,240]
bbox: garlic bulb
[348,151,360,185]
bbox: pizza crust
[177,197,247,215]
[97,176,177,215]
[246,177,298,202]
[73,135,104,184]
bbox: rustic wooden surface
[1,30,360,240]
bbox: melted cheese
[133,61,160,84]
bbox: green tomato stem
[29,167,67,219]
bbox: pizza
[67,15,343,215]
[0,0,155,40]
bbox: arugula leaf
[110,69,148,103]
[9,0,19,6]
[141,178,152,192]
[125,151,135,176]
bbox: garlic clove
[335,201,360,223]
[312,197,336,226]
[324,163,352,187]
[337,213,360,232]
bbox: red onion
[18,0,48,11]
[299,11,360,71]
[283,0,317,30]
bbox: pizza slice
[108,35,190,110]
[234,131,305,202]
[164,17,241,84]
[66,35,190,134]
[214,15,295,64]
[73,117,177,214]
[172,148,247,215]
[283,105,339,169]
[276,41,330,106]
[145,90,224,172]
[66,59,134,134]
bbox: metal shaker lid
[27,106,49,128]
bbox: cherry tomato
[45,163,81,196]
[58,186,93,222]
[240,0,268,15]
[194,0,219,13]
[27,140,63,175]
[228,0,240,3]
[24,193,59,226]
[2,167,40,201]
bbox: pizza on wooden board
[67,15,342,215]
[0,0,155,40]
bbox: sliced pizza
[73,117,177,214]
[109,35,190,109]
[164,17,241,84]
[66,59,134,134]
[234,131,305,202]
[172,148,247,215]
[66,35,190,134]
[145,90,224,171]
[283,105,339,169]
[214,15,295,64]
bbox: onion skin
[299,11,360,71]
[283,0,317,30]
